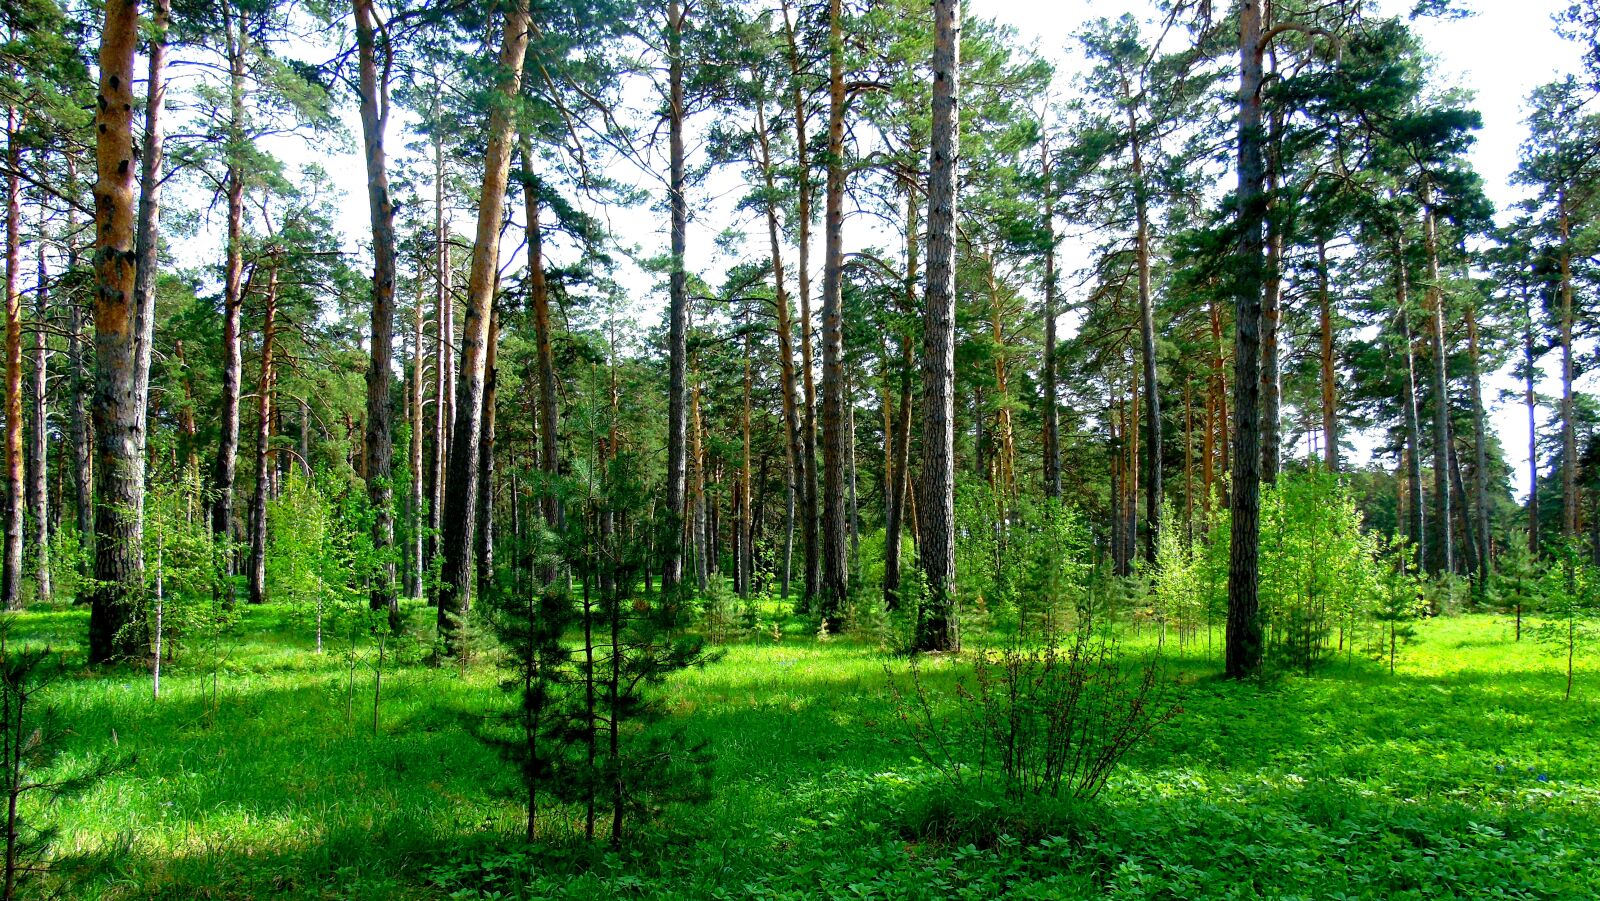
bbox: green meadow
[13,604,1599,900]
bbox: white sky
[228,0,1590,503]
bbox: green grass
[15,603,1600,899]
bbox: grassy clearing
[16,604,1600,899]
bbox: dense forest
[0,0,1596,896]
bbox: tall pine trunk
[1400,304,1426,572]
[355,0,398,624]
[1317,239,1338,471]
[87,0,146,662]
[520,144,562,581]
[1121,76,1161,564]
[1422,189,1453,575]
[29,224,50,602]
[781,0,818,609]
[65,155,92,579]
[436,0,529,653]
[477,304,499,598]
[1225,0,1266,679]
[3,107,22,610]
[884,189,917,609]
[1558,191,1578,540]
[1522,286,1540,555]
[247,265,280,605]
[210,7,248,591]
[1042,176,1060,501]
[915,0,960,653]
[818,0,850,619]
[753,98,807,608]
[1465,301,1491,579]
[661,0,689,595]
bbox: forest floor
[16,602,1600,900]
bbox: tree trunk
[1225,0,1265,679]
[210,6,249,596]
[1522,285,1540,555]
[915,0,960,653]
[661,0,689,596]
[1449,437,1478,579]
[66,158,92,581]
[1317,239,1338,472]
[885,189,917,609]
[1260,118,1283,487]
[815,0,851,620]
[1041,142,1061,501]
[1558,191,1578,540]
[754,97,808,609]
[410,280,426,598]
[1400,303,1426,572]
[428,121,453,599]
[521,143,562,580]
[477,304,499,599]
[87,0,146,662]
[29,228,49,603]
[3,107,23,610]
[1121,78,1161,564]
[247,264,280,606]
[739,324,753,599]
[1465,301,1491,579]
[781,0,818,610]
[1422,189,1453,575]
[355,0,398,624]
[436,0,529,654]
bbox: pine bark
[1041,144,1060,501]
[817,0,850,619]
[436,0,529,653]
[1225,0,1265,678]
[1422,190,1453,575]
[247,264,279,605]
[781,0,818,609]
[1522,286,1540,555]
[355,0,398,623]
[662,0,689,594]
[1317,240,1338,471]
[1465,302,1491,578]
[1122,75,1161,564]
[210,7,248,584]
[29,226,49,602]
[915,0,960,653]
[1558,191,1578,540]
[3,107,23,609]
[65,156,92,577]
[87,0,146,662]
[884,189,917,609]
[520,144,561,578]
[477,304,499,597]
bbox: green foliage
[266,473,369,653]
[141,470,232,665]
[1258,470,1384,673]
[1530,539,1600,699]
[892,629,1180,804]
[1370,540,1428,675]
[954,480,1093,634]
[0,627,125,900]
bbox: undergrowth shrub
[891,629,1180,806]
[954,480,1093,635]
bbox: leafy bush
[267,473,370,652]
[1531,538,1599,700]
[892,629,1180,803]
[953,480,1093,635]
